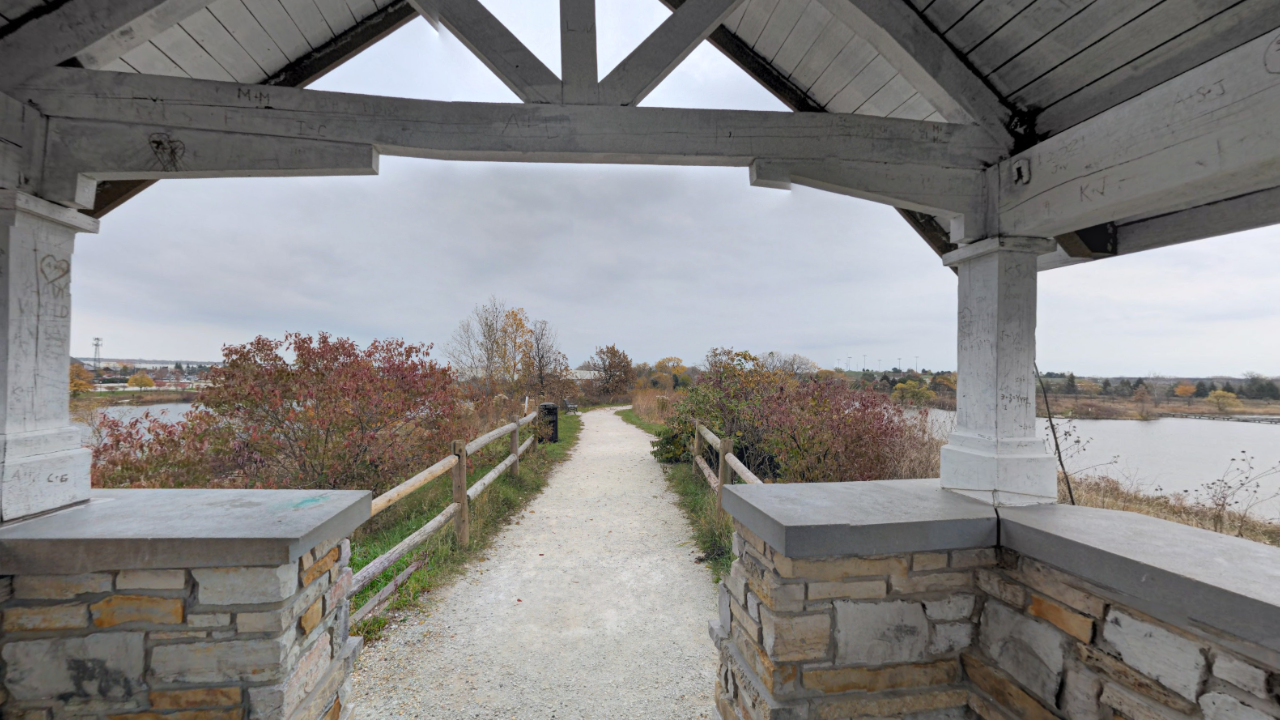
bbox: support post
[451,439,469,546]
[693,422,703,462]
[718,437,732,516]
[940,236,1058,505]
[0,191,98,521]
[509,414,519,478]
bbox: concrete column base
[939,433,1057,505]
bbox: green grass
[664,462,734,581]
[615,408,665,436]
[348,414,581,641]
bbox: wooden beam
[750,158,985,219]
[21,69,1003,170]
[0,0,212,90]
[998,28,1280,239]
[560,0,598,104]
[811,0,1018,149]
[1116,186,1280,256]
[408,0,562,104]
[599,0,744,107]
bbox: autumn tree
[589,344,634,398]
[527,319,573,401]
[1174,382,1196,405]
[891,379,936,405]
[69,364,94,394]
[1133,385,1151,416]
[447,296,532,397]
[1209,390,1242,413]
[127,371,155,388]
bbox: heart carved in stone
[39,255,70,285]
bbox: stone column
[940,236,1057,505]
[0,190,97,521]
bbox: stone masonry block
[929,622,973,655]
[116,570,187,590]
[1213,655,1269,698]
[325,567,352,616]
[1061,665,1105,720]
[979,599,1069,705]
[893,572,972,595]
[1028,594,1092,642]
[112,711,243,720]
[1101,682,1194,720]
[925,594,976,621]
[732,598,762,644]
[2,632,145,701]
[760,606,831,662]
[814,687,968,720]
[189,613,232,628]
[727,562,748,606]
[90,595,184,627]
[915,553,950,571]
[747,591,761,622]
[283,633,333,718]
[804,659,960,694]
[3,603,87,631]
[732,623,798,698]
[774,554,908,582]
[809,579,886,601]
[951,549,997,568]
[193,564,298,605]
[1076,644,1197,714]
[977,569,1025,608]
[1201,693,1273,720]
[150,686,243,709]
[1102,609,1205,702]
[1015,559,1105,617]
[835,600,930,666]
[962,653,1057,720]
[151,632,294,683]
[743,559,805,613]
[303,547,340,587]
[299,599,323,635]
[13,573,112,600]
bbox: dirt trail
[351,407,718,719]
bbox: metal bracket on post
[718,437,732,517]
[451,439,469,547]
[510,414,520,478]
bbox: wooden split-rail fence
[348,411,539,623]
[693,422,763,515]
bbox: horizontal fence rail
[693,421,764,516]
[351,410,540,622]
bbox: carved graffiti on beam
[148,133,186,173]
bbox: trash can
[539,402,559,443]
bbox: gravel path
[351,407,718,719]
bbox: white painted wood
[888,92,936,119]
[313,0,358,36]
[856,71,915,115]
[279,0,334,47]
[209,0,290,75]
[814,0,1011,145]
[988,0,1159,95]
[826,54,895,112]
[0,0,43,21]
[1012,0,1241,112]
[808,34,877,105]
[152,23,239,80]
[771,1,832,77]
[735,0,780,48]
[965,0,1093,77]
[345,0,378,21]
[1116,186,1280,257]
[120,41,192,77]
[923,0,981,33]
[722,1,749,32]
[1000,29,1280,238]
[410,0,562,103]
[41,118,378,208]
[560,0,599,104]
[753,0,807,62]
[181,8,268,82]
[1036,0,1280,136]
[787,14,853,89]
[945,0,1034,54]
[940,236,1058,506]
[752,158,985,218]
[242,0,312,61]
[599,0,744,106]
[923,110,944,122]
[100,59,140,73]
[0,0,214,89]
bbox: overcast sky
[70,1,1280,377]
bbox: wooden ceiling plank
[242,0,312,59]
[120,40,192,77]
[0,0,43,21]
[888,92,936,119]
[279,0,335,47]
[345,0,379,20]
[313,0,358,35]
[100,59,140,73]
[736,0,781,48]
[1012,0,1241,112]
[946,0,1035,55]
[808,34,878,105]
[1036,0,1280,135]
[923,0,982,34]
[771,1,832,77]
[154,22,239,80]
[857,72,916,115]
[787,13,852,89]
[827,53,896,112]
[754,0,808,62]
[966,0,1094,78]
[721,2,749,33]
[180,8,268,81]
[209,0,290,73]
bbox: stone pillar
[0,190,97,521]
[940,236,1057,505]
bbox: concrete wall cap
[0,489,370,574]
[721,479,998,558]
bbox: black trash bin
[539,402,559,443]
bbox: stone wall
[0,536,358,720]
[714,521,1280,720]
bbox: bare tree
[447,296,531,397]
[589,345,634,397]
[527,319,572,400]
[761,352,820,377]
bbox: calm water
[76,402,193,443]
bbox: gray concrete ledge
[1001,503,1280,655]
[0,488,370,574]
[722,479,998,558]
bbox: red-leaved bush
[92,333,462,493]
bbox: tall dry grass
[630,388,685,427]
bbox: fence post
[718,436,732,517]
[693,422,703,461]
[451,439,469,547]
[510,414,520,478]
